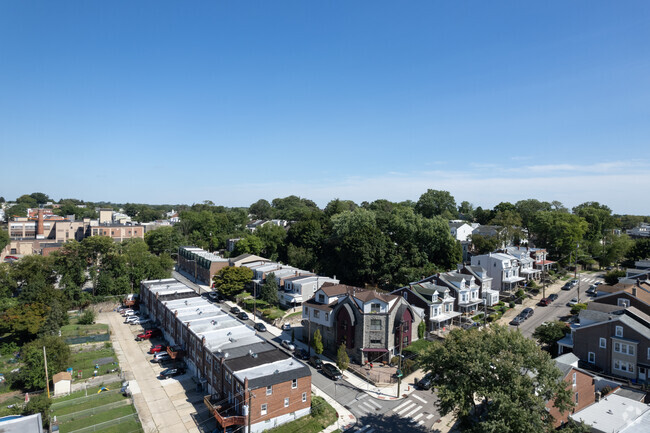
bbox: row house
[140,278,311,433]
[470,252,525,292]
[457,265,500,307]
[559,307,650,383]
[177,246,230,286]
[547,353,597,428]
[501,247,541,282]
[302,283,423,364]
[281,275,339,309]
[392,282,459,333]
[417,273,482,315]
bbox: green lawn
[403,339,433,355]
[67,347,118,380]
[61,323,109,338]
[58,404,136,432]
[55,392,124,415]
[264,396,337,433]
[94,419,143,433]
[53,385,110,403]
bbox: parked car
[539,298,551,306]
[321,363,342,380]
[153,352,171,363]
[125,316,140,324]
[136,328,162,341]
[230,306,241,315]
[159,367,185,379]
[548,293,559,302]
[149,344,165,354]
[208,292,223,302]
[586,286,598,296]
[570,279,579,287]
[237,312,249,321]
[561,283,573,290]
[123,310,139,317]
[295,348,309,360]
[254,322,267,332]
[120,381,130,396]
[309,356,322,369]
[281,340,295,351]
[282,323,291,331]
[417,373,435,390]
[129,318,150,326]
[521,307,534,319]
[510,315,525,326]
[567,298,579,307]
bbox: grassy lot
[57,404,136,433]
[55,392,124,415]
[94,419,143,433]
[61,323,109,339]
[264,396,337,433]
[403,339,434,355]
[67,347,117,380]
[53,385,109,402]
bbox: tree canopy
[213,266,253,298]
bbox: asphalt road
[512,274,604,338]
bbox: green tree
[213,266,253,298]
[78,309,96,325]
[515,199,552,233]
[256,224,287,261]
[23,393,52,428]
[336,343,350,371]
[415,189,457,219]
[39,301,69,337]
[489,210,524,245]
[470,234,500,254]
[600,234,633,268]
[604,269,626,285]
[458,201,474,220]
[271,195,321,221]
[0,263,17,298]
[249,199,274,220]
[324,199,358,217]
[570,303,587,315]
[530,212,588,261]
[20,335,70,389]
[52,241,87,290]
[533,321,569,355]
[418,320,426,339]
[233,235,263,256]
[420,325,572,432]
[259,273,279,306]
[28,192,50,205]
[627,238,650,262]
[312,329,324,355]
[145,226,184,255]
[0,228,9,251]
[0,303,50,340]
[15,194,38,206]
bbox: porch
[204,395,246,431]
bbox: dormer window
[318,294,325,303]
[370,303,381,313]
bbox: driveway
[99,311,209,433]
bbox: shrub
[0,342,19,356]
[78,310,96,325]
[509,302,515,308]
[571,303,588,315]
[311,395,325,416]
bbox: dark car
[254,322,267,332]
[521,307,534,319]
[548,293,559,302]
[237,312,249,321]
[208,292,223,302]
[539,298,551,306]
[510,315,525,326]
[417,373,435,390]
[309,356,323,369]
[562,283,572,290]
[321,363,342,380]
[295,348,310,360]
[230,306,241,315]
[159,367,185,379]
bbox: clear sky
[1,1,649,214]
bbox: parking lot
[99,310,211,433]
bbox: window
[370,319,382,330]
[588,352,595,363]
[370,303,381,313]
[325,313,329,320]
[403,292,408,301]
[261,404,267,416]
[647,347,650,360]
[302,392,307,402]
[266,385,272,396]
[313,310,320,318]
[225,371,232,384]
[370,339,381,344]
[599,338,606,349]
[618,299,631,308]
[318,294,325,303]
[615,326,623,337]
[575,392,579,404]
[572,372,577,387]
[284,398,289,408]
[292,379,297,389]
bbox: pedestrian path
[391,399,429,426]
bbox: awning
[362,348,388,353]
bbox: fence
[51,389,121,409]
[55,399,132,423]
[66,413,139,433]
[348,363,397,385]
[65,334,110,345]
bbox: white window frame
[615,326,623,337]
[618,298,630,308]
[292,378,297,389]
[588,352,595,364]
[284,397,290,408]
[261,404,267,415]
[302,392,307,402]
[599,338,606,349]
[266,385,272,396]
[572,372,577,387]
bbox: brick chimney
[36,209,45,239]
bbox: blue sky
[1,1,649,214]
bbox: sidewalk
[312,384,357,432]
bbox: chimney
[595,391,601,402]
[36,209,45,239]
[633,285,637,297]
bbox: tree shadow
[354,412,433,433]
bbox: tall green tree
[421,325,572,432]
[145,226,184,255]
[232,235,263,256]
[627,238,650,262]
[312,329,324,355]
[0,228,9,251]
[0,303,50,340]
[256,224,287,261]
[259,273,279,306]
[530,212,588,261]
[20,335,70,389]
[336,343,350,371]
[533,321,569,355]
[415,189,457,219]
[213,266,253,298]
[248,199,274,220]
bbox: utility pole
[396,322,405,398]
[43,346,50,399]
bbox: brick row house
[302,283,423,364]
[177,246,230,286]
[140,278,311,433]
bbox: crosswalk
[350,393,436,431]
[581,276,602,285]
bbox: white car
[567,298,579,307]
[123,310,138,317]
[125,316,140,324]
[281,340,295,351]
[129,318,150,326]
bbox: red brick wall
[250,376,311,424]
[547,368,595,427]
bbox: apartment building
[177,246,230,286]
[140,278,311,433]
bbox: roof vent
[251,353,258,358]
[274,369,279,374]
[224,352,229,358]
[185,300,188,305]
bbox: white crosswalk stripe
[361,402,379,412]
[426,414,434,420]
[413,413,424,421]
[365,399,382,409]
[405,405,423,417]
[393,400,414,413]
[396,401,417,415]
[412,394,427,404]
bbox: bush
[509,302,515,308]
[78,310,96,325]
[604,270,626,285]
[515,289,525,299]
[311,395,325,416]
[570,303,588,315]
[0,342,19,356]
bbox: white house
[471,252,525,292]
[281,275,339,308]
[449,221,474,242]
